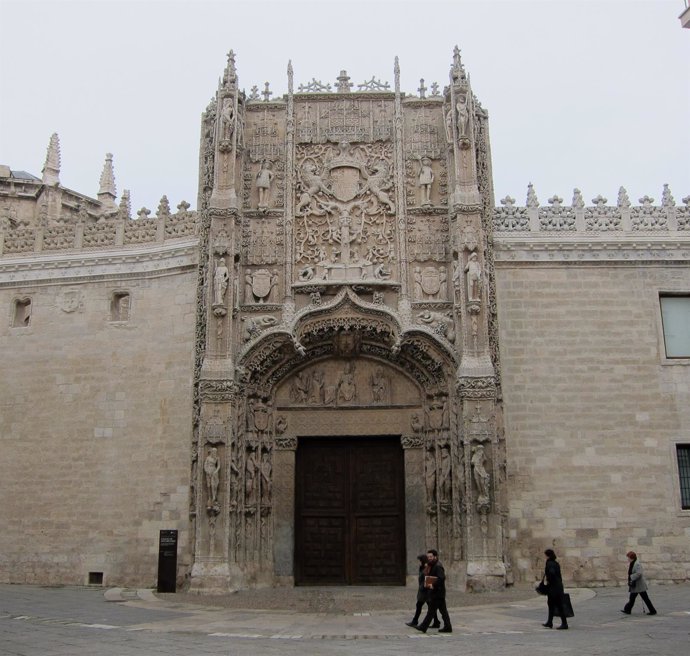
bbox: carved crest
[421,266,441,296]
[251,268,272,300]
[328,166,361,202]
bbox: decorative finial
[97,153,117,211]
[262,82,272,102]
[249,85,260,101]
[526,182,539,208]
[42,133,61,186]
[418,78,427,99]
[222,49,237,89]
[288,60,294,94]
[617,186,631,208]
[571,188,584,209]
[157,195,171,218]
[394,56,400,94]
[336,70,352,93]
[451,45,467,82]
[118,189,131,219]
[661,183,675,208]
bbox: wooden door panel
[295,437,404,585]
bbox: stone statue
[244,268,254,303]
[439,444,452,504]
[370,367,389,404]
[256,160,274,209]
[296,162,331,214]
[203,447,220,506]
[418,157,434,206]
[413,266,423,299]
[456,96,469,137]
[336,363,356,404]
[465,251,482,302]
[290,370,310,403]
[221,99,235,141]
[471,444,491,502]
[363,161,395,213]
[309,369,325,404]
[425,443,437,507]
[260,449,272,506]
[213,257,229,306]
[245,447,259,506]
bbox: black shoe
[542,623,553,628]
[556,624,568,630]
[413,625,427,633]
[620,609,631,615]
[431,622,441,628]
[647,611,657,616]
[438,626,452,633]
[405,621,418,627]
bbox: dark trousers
[624,591,656,614]
[546,595,568,627]
[411,599,438,624]
[419,596,451,630]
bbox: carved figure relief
[294,142,397,283]
[439,442,452,505]
[417,310,455,342]
[418,157,434,207]
[336,362,357,405]
[255,160,274,209]
[471,444,491,512]
[245,446,259,506]
[465,252,482,303]
[242,315,278,341]
[260,447,272,506]
[425,441,437,509]
[203,447,221,507]
[370,366,390,404]
[213,257,229,307]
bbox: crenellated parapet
[493,184,690,263]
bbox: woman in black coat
[405,554,439,628]
[542,549,568,629]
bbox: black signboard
[157,529,178,593]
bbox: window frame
[657,291,690,365]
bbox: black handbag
[535,580,548,595]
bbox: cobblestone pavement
[1,582,689,656]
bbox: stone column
[401,434,425,586]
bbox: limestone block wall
[496,264,690,586]
[0,269,197,587]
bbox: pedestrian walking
[414,549,452,633]
[541,548,569,629]
[405,554,439,628]
[621,551,657,615]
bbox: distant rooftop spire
[222,49,237,90]
[97,152,118,211]
[450,45,467,82]
[42,133,61,186]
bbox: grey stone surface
[2,583,689,655]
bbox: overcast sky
[1,0,688,213]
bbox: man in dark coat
[414,549,452,633]
[542,548,568,629]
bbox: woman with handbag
[621,551,657,615]
[542,549,569,630]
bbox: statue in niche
[465,251,482,302]
[309,369,325,404]
[370,367,390,404]
[439,443,452,505]
[260,448,272,506]
[245,446,259,506]
[456,95,470,137]
[471,444,491,504]
[418,157,434,206]
[255,160,274,209]
[221,99,235,141]
[444,108,453,144]
[203,447,221,506]
[425,443,437,508]
[337,363,357,405]
[426,396,448,435]
[213,257,229,306]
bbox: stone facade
[0,49,688,591]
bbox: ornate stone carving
[471,444,491,514]
[417,310,455,343]
[401,434,423,449]
[465,251,482,303]
[417,157,434,207]
[275,436,298,450]
[199,379,237,402]
[242,314,278,342]
[203,447,221,507]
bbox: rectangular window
[659,295,690,358]
[678,445,690,510]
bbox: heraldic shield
[421,266,441,297]
[251,269,272,301]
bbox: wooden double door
[295,436,406,585]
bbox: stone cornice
[494,234,690,265]
[0,238,199,286]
